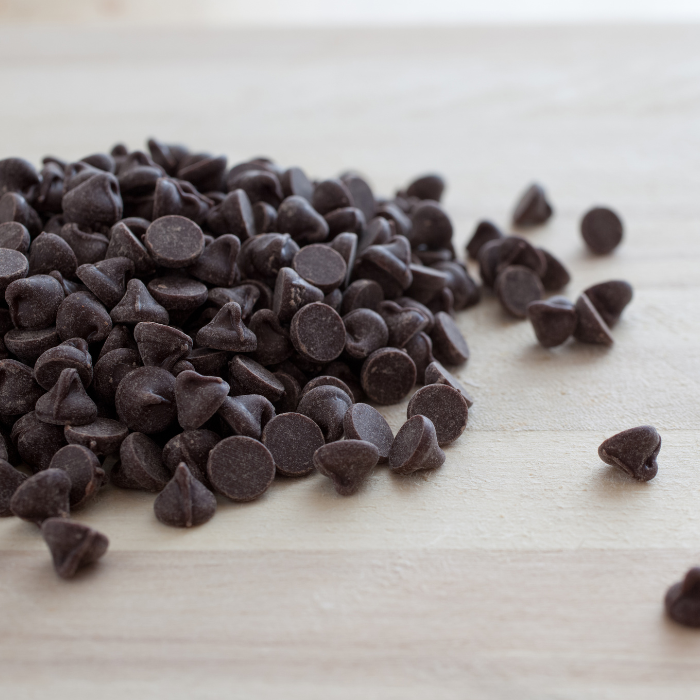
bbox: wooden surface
[1,25,700,699]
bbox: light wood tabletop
[1,24,700,700]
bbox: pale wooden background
[1,25,700,700]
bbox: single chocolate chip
[143,215,204,268]
[299,376,354,403]
[56,291,113,343]
[273,267,325,324]
[112,431,170,491]
[35,368,97,426]
[208,283,260,320]
[92,348,142,401]
[0,460,28,516]
[35,163,65,214]
[466,220,503,260]
[360,347,417,405]
[297,385,353,442]
[178,153,227,192]
[76,257,134,309]
[495,265,545,319]
[424,360,474,407]
[407,384,468,446]
[343,308,389,359]
[253,201,277,233]
[57,223,109,266]
[110,278,170,325]
[248,309,293,366]
[378,300,428,348]
[598,425,660,482]
[5,326,62,364]
[0,359,44,414]
[162,429,220,484]
[196,302,257,352]
[49,444,105,509]
[404,331,435,382]
[134,322,192,370]
[290,302,345,363]
[539,249,570,291]
[62,170,123,226]
[227,169,283,208]
[218,394,275,439]
[376,202,412,238]
[496,236,546,278]
[583,280,633,327]
[228,355,285,402]
[341,279,384,314]
[573,294,614,346]
[0,221,31,253]
[431,261,480,311]
[581,207,623,254]
[527,297,578,348]
[64,417,129,456]
[314,439,379,495]
[34,338,92,390]
[0,157,40,199]
[41,517,109,579]
[292,244,347,294]
[340,172,375,221]
[359,216,393,253]
[405,174,444,202]
[430,312,469,366]
[185,348,227,378]
[323,288,342,311]
[10,468,71,524]
[512,183,553,227]
[239,233,300,286]
[154,463,216,528]
[106,221,156,275]
[262,412,324,477]
[147,276,208,312]
[207,436,275,501]
[11,412,67,473]
[312,179,353,216]
[0,248,29,293]
[115,366,177,434]
[281,167,314,201]
[354,237,413,299]
[6,274,65,330]
[189,234,240,287]
[477,238,503,289]
[343,403,394,463]
[0,192,42,236]
[389,415,445,476]
[665,568,700,628]
[270,370,301,413]
[409,201,453,250]
[324,207,366,238]
[175,370,230,431]
[205,189,256,241]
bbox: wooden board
[2,24,700,699]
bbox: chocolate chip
[10,468,71,524]
[92,348,142,401]
[239,233,300,286]
[0,359,44,414]
[64,417,129,456]
[0,221,30,253]
[110,278,170,325]
[512,183,553,227]
[341,279,384,314]
[261,412,324,477]
[477,238,503,289]
[598,425,660,482]
[313,439,379,495]
[376,202,412,238]
[147,276,208,312]
[340,172,375,221]
[388,414,445,476]
[189,234,240,287]
[134,322,192,370]
[248,309,293,366]
[299,375,354,403]
[143,215,205,268]
[343,308,389,359]
[178,153,227,192]
[297,385,353,442]
[112,431,170,491]
[218,394,275,439]
[354,236,413,299]
[228,355,285,402]
[35,368,97,426]
[343,403,394,463]
[162,429,220,484]
[207,436,275,501]
[34,338,92,390]
[404,331,435,382]
[209,283,260,319]
[581,207,623,254]
[311,179,353,216]
[378,300,428,348]
[573,293,613,346]
[56,291,113,343]
[49,444,105,509]
[292,244,347,294]
[154,463,216,528]
[0,460,28,516]
[539,249,570,291]
[271,267,324,325]
[527,297,578,348]
[430,312,469,366]
[0,192,42,236]
[175,370,230,431]
[41,517,109,579]
[409,201,453,250]
[290,302,346,363]
[57,223,109,266]
[62,170,123,227]
[496,236,546,278]
[106,221,156,275]
[115,366,177,434]
[466,220,503,260]
[185,348,227,378]
[431,261,480,311]
[495,265,544,319]
[196,302,257,352]
[665,568,700,628]
[76,256,134,309]
[407,384,468,446]
[583,280,633,327]
[280,167,314,201]
[252,201,276,233]
[227,169,283,208]
[324,207,365,238]
[424,360,474,407]
[205,189,256,241]
[359,216,393,253]
[0,157,40,199]
[6,274,65,329]
[405,174,445,202]
[11,412,67,472]
[0,248,29,293]
[360,347,417,405]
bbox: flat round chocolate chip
[207,436,276,502]
[262,412,325,477]
[495,265,544,319]
[144,215,205,268]
[147,276,208,311]
[430,311,469,365]
[343,403,394,463]
[292,244,347,294]
[581,207,623,255]
[64,417,129,456]
[49,444,105,509]
[407,384,468,446]
[360,347,417,405]
[290,302,346,363]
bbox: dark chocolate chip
[144,215,204,268]
[598,425,660,482]
[406,174,445,202]
[0,221,30,253]
[0,157,40,199]
[147,276,208,312]
[253,201,277,233]
[354,236,413,299]
[527,297,578,348]
[0,460,28,516]
[360,347,417,405]
[341,279,384,314]
[62,170,123,227]
[248,309,293,366]
[495,265,545,319]
[57,223,109,266]
[343,308,389,359]
[512,183,553,227]
[466,220,503,259]
[581,207,623,254]
[539,249,570,291]
[280,167,314,201]
[376,202,412,238]
[273,267,324,324]
[110,278,170,325]
[262,412,324,477]
[178,153,227,192]
[56,291,113,343]
[424,360,474,407]
[314,439,378,495]
[115,366,177,434]
[162,429,220,484]
[218,394,275,439]
[175,370,230,430]
[292,244,347,294]
[378,300,428,348]
[0,359,44,414]
[5,274,64,329]
[496,236,546,278]
[208,283,260,319]
[207,436,276,501]
[0,248,29,293]
[0,192,42,236]
[239,233,300,286]
[343,403,394,463]
[81,152,115,173]
[388,414,445,476]
[404,331,435,382]
[41,517,109,579]
[64,417,129,456]
[431,261,480,311]
[227,169,283,208]
[290,302,346,363]
[477,238,503,289]
[92,348,142,401]
[49,444,105,509]
[106,221,156,275]
[573,294,614,346]
[11,412,67,473]
[35,368,97,426]
[430,312,469,366]
[196,302,257,352]
[299,376,354,404]
[228,355,285,403]
[407,384,468,446]
[10,468,71,524]
[205,189,256,241]
[297,385,352,443]
[133,322,192,370]
[111,431,170,491]
[186,348,228,378]
[340,172,375,221]
[583,280,633,327]
[5,326,62,364]
[189,234,240,287]
[665,568,700,628]
[409,201,453,250]
[154,463,216,528]
[311,179,353,216]
[358,216,393,253]
[76,256,134,309]
[34,338,92,390]
[324,206,365,239]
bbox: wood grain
[1,24,700,699]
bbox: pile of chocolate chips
[0,142,483,578]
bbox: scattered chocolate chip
[143,215,205,268]
[196,302,257,352]
[378,300,428,348]
[115,366,177,433]
[581,207,623,254]
[261,412,325,477]
[57,223,109,265]
[229,355,285,402]
[324,207,365,238]
[466,220,503,260]
[0,157,40,199]
[75,257,134,309]
[106,221,156,275]
[0,247,29,293]
[495,264,544,318]
[0,192,42,236]
[297,385,353,442]
[404,331,435,381]
[281,167,314,201]
[527,297,578,348]
[273,267,325,324]
[0,221,31,253]
[175,370,230,431]
[407,384,468,446]
[406,173,445,202]
[56,291,113,343]
[389,415,445,476]
[147,276,208,312]
[111,431,170,491]
[431,261,480,311]
[343,308,388,359]
[205,189,256,240]
[0,359,45,414]
[539,249,571,291]
[6,274,64,330]
[573,293,614,346]
[290,302,346,363]
[92,348,142,401]
[598,425,660,482]
[49,444,105,509]
[311,179,353,216]
[35,368,97,426]
[340,172,375,221]
[313,439,378,495]
[218,394,275,439]
[64,417,129,456]
[28,232,78,278]
[583,280,633,327]
[11,412,67,472]
[189,234,240,287]
[292,244,347,293]
[162,429,220,484]
[665,568,700,628]
[207,436,276,502]
[360,347,417,405]
[354,236,413,299]
[340,279,384,315]
[253,201,277,233]
[343,403,394,463]
[227,169,283,208]
[134,322,192,370]
[10,468,71,524]
[110,278,170,325]
[299,375,354,403]
[239,233,300,287]
[424,360,474,407]
[41,517,109,579]
[248,309,293,366]
[409,201,453,250]
[0,460,28,516]
[512,183,553,227]
[5,326,62,365]
[430,312,469,365]
[154,463,216,528]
